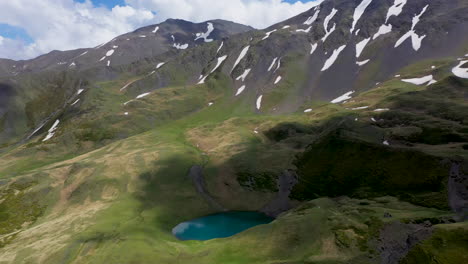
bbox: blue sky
[76,0,126,9]
[0,23,34,44]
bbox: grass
[290,132,450,209]
[0,177,50,248]
[0,52,467,263]
[400,223,468,264]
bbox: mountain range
[0,0,467,263]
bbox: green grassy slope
[0,56,467,263]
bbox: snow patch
[356,37,371,58]
[173,43,189,50]
[262,29,277,40]
[321,45,346,71]
[139,35,146,38]
[197,76,207,84]
[152,26,159,33]
[195,22,214,42]
[268,57,278,72]
[274,58,281,72]
[401,75,437,85]
[331,91,354,104]
[296,26,312,33]
[310,43,318,55]
[350,0,373,34]
[198,55,228,84]
[394,5,429,51]
[274,76,282,84]
[371,117,377,122]
[77,51,88,57]
[356,59,370,66]
[106,49,115,56]
[71,99,80,106]
[304,8,320,25]
[321,8,338,42]
[107,60,110,67]
[236,68,251,82]
[256,95,263,110]
[124,112,129,116]
[282,25,291,29]
[77,89,84,95]
[351,106,369,110]
[452,60,468,79]
[373,24,392,40]
[69,62,76,67]
[210,55,228,73]
[395,31,415,50]
[120,80,139,91]
[136,92,151,99]
[386,0,407,23]
[216,41,224,54]
[383,140,390,146]
[231,46,250,73]
[374,108,390,112]
[29,123,46,138]
[304,108,313,113]
[235,85,246,96]
[208,102,214,106]
[42,120,60,142]
[156,62,166,69]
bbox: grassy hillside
[0,53,467,263]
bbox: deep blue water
[172,211,274,241]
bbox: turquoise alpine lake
[172,211,274,241]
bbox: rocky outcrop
[260,169,298,217]
[449,162,468,221]
[188,165,226,212]
[376,222,433,264]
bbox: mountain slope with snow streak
[2,0,468,145]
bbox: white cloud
[126,0,320,29]
[0,0,320,60]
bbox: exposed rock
[260,169,298,217]
[188,165,226,212]
[448,162,468,221]
[377,222,433,264]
